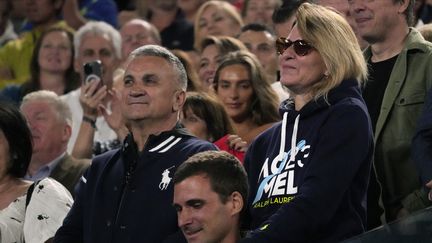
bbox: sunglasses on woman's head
[276,37,314,56]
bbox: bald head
[120,19,161,60]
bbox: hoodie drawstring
[280,112,300,162]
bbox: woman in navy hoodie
[241,3,373,243]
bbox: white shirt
[61,88,118,154]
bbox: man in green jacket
[349,0,432,224]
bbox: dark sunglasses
[276,37,314,56]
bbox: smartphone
[83,60,103,85]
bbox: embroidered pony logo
[159,166,175,190]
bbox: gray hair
[21,90,72,126]
[127,45,188,91]
[74,21,122,59]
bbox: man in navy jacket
[54,45,217,243]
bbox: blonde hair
[295,3,368,101]
[194,1,244,50]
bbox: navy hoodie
[241,79,374,243]
[54,124,217,243]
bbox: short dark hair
[182,92,234,142]
[0,102,33,177]
[173,151,248,206]
[240,23,275,36]
[272,0,305,24]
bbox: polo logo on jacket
[159,166,175,190]
[252,140,310,207]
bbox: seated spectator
[0,0,69,89]
[241,3,372,242]
[54,45,217,242]
[20,90,90,196]
[194,1,244,51]
[0,101,73,243]
[173,150,248,243]
[181,91,246,162]
[241,0,282,27]
[238,23,289,103]
[0,0,17,47]
[172,49,204,92]
[213,50,280,145]
[61,21,124,159]
[198,35,247,90]
[0,27,79,105]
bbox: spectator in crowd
[242,0,282,27]
[238,23,289,103]
[148,0,195,51]
[242,3,373,242]
[178,0,208,24]
[181,91,246,162]
[0,0,17,47]
[0,101,73,243]
[61,21,124,159]
[214,50,280,145]
[194,1,243,51]
[0,27,79,104]
[20,90,90,196]
[348,0,432,223]
[120,18,161,62]
[198,35,247,90]
[173,150,248,243]
[317,0,368,49]
[172,49,204,92]
[54,45,217,243]
[271,0,303,38]
[61,0,118,30]
[0,0,69,89]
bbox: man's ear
[229,191,244,216]
[398,0,410,14]
[63,123,72,142]
[173,90,186,112]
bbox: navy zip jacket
[241,79,374,243]
[54,125,217,243]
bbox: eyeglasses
[276,37,314,56]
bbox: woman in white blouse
[0,102,73,243]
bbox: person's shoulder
[62,153,91,171]
[179,136,219,152]
[60,88,80,100]
[34,178,73,200]
[406,28,432,53]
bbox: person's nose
[178,208,193,228]
[348,0,365,14]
